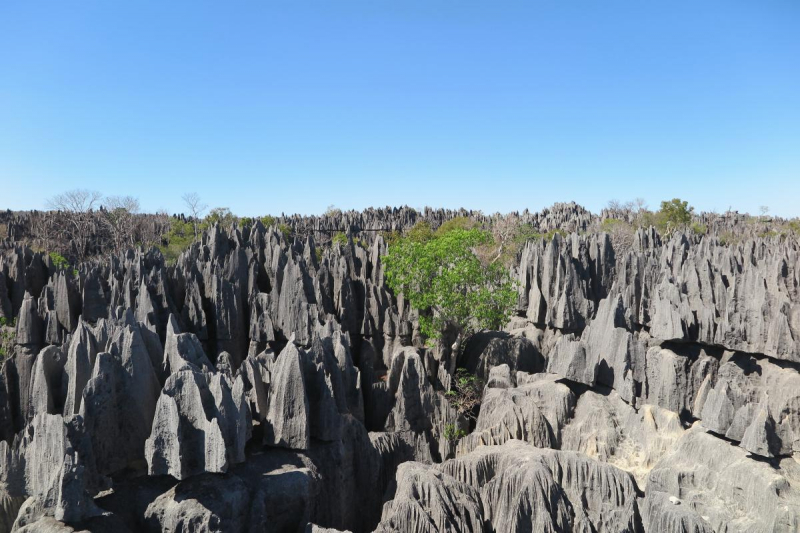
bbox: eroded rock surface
[1,205,799,532]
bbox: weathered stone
[263,342,310,450]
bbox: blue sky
[1,1,798,217]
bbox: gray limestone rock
[62,322,98,416]
[263,342,310,450]
[145,369,246,479]
[143,474,250,533]
[375,461,484,533]
[460,331,544,381]
[647,426,800,532]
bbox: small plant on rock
[49,252,78,276]
[443,423,467,442]
[0,317,17,361]
[444,369,484,422]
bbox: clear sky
[1,1,798,217]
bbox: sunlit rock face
[0,204,799,532]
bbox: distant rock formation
[0,203,798,531]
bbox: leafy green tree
[658,198,694,232]
[384,227,517,348]
[406,221,434,243]
[205,207,236,228]
[158,218,195,264]
[436,216,477,236]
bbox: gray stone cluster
[0,204,798,532]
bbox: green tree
[436,216,477,236]
[406,221,434,243]
[158,218,195,264]
[205,207,236,228]
[658,198,694,232]
[384,227,517,348]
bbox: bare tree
[182,193,208,239]
[102,195,140,252]
[760,205,770,219]
[47,189,103,260]
[486,213,521,265]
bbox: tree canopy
[658,198,694,231]
[383,227,517,341]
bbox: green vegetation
[658,198,694,231]
[444,423,467,442]
[0,317,16,360]
[384,227,517,342]
[205,207,236,227]
[600,218,628,232]
[324,205,342,217]
[444,369,484,421]
[436,216,478,236]
[406,221,434,243]
[332,232,368,249]
[512,223,542,246]
[380,230,403,247]
[278,223,293,241]
[604,197,697,236]
[260,215,276,228]
[159,218,195,265]
[49,252,78,276]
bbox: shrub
[436,216,477,236]
[384,228,517,343]
[260,215,276,228]
[278,223,293,241]
[49,252,78,276]
[443,423,467,442]
[542,228,568,240]
[512,223,542,246]
[444,369,484,421]
[0,317,16,361]
[601,218,636,253]
[324,205,342,217]
[691,222,708,235]
[158,218,195,265]
[205,207,236,228]
[332,232,349,246]
[406,221,434,243]
[381,230,403,247]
